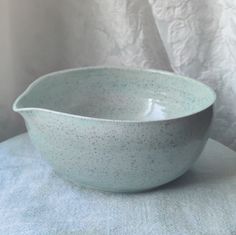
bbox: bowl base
[55,169,190,194]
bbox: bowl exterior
[20,105,213,193]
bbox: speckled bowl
[13,67,216,192]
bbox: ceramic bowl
[13,67,216,192]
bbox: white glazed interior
[13,67,216,122]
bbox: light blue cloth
[1,134,236,235]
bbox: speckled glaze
[13,67,216,192]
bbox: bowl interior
[16,68,216,121]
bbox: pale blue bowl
[13,67,216,192]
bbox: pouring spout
[12,76,44,114]
[12,89,31,113]
[12,84,40,114]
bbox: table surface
[1,134,236,235]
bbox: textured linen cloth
[0,0,236,149]
[1,133,236,235]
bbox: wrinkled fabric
[1,134,236,234]
[0,0,236,149]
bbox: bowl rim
[13,66,216,123]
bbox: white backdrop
[1,0,236,149]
